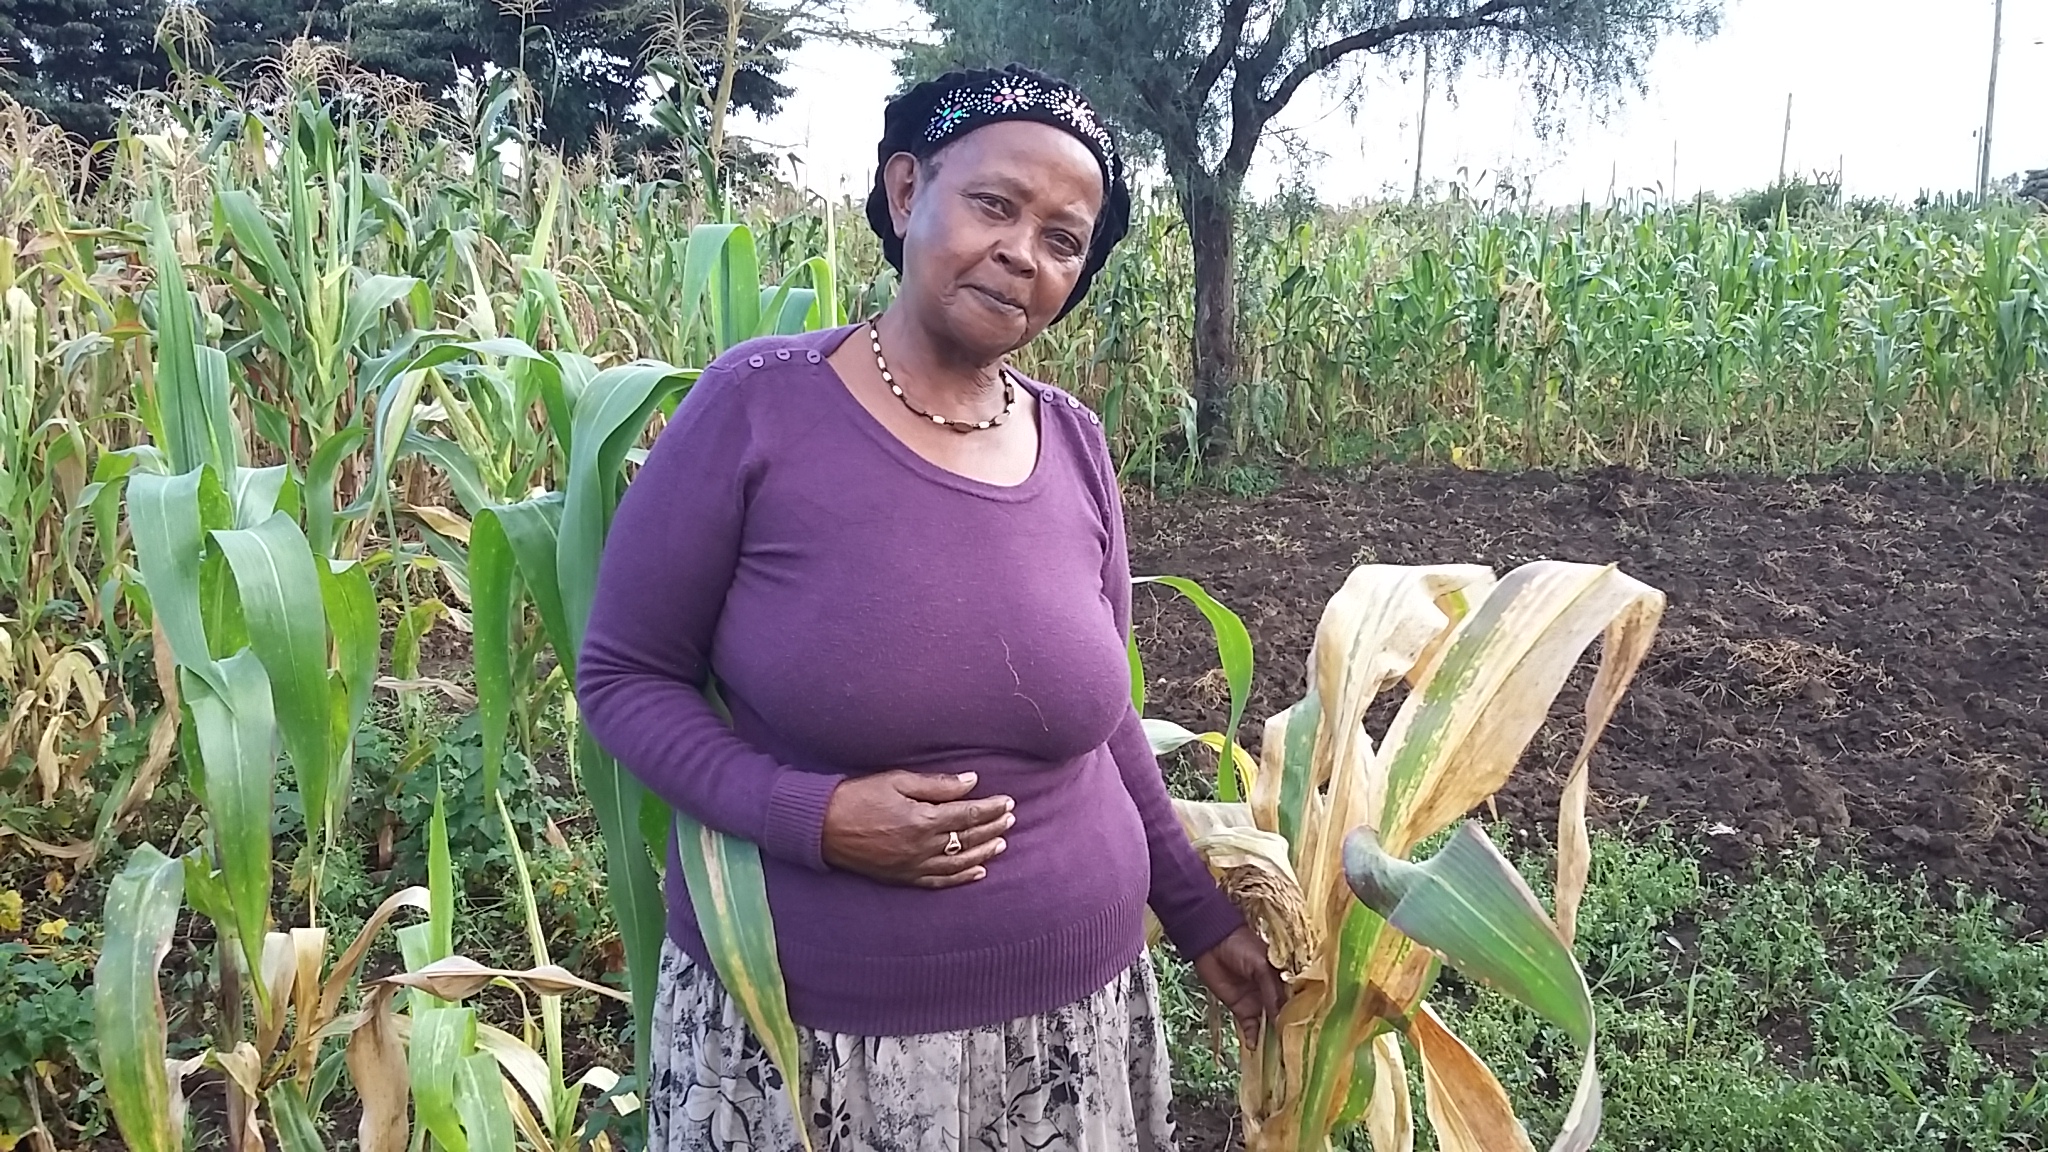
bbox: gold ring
[944,831,963,856]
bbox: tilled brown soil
[1127,466,2048,931]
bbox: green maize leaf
[213,512,334,840]
[354,342,493,515]
[429,788,454,962]
[410,1006,475,1152]
[758,282,818,337]
[415,530,471,599]
[578,730,667,1093]
[183,649,278,983]
[320,557,378,760]
[673,805,813,1150]
[391,599,446,682]
[369,370,429,498]
[194,346,239,472]
[401,431,492,516]
[640,789,673,862]
[558,362,689,656]
[358,330,459,407]
[463,336,549,364]
[681,224,760,352]
[199,548,249,660]
[455,1049,516,1152]
[480,496,569,673]
[180,852,232,928]
[146,204,233,476]
[396,921,436,1011]
[1126,631,1145,713]
[265,1080,327,1152]
[468,511,516,798]
[306,425,367,557]
[76,448,137,570]
[1345,822,1605,1152]
[1142,717,1201,757]
[94,843,184,1152]
[310,1047,346,1114]
[540,352,596,458]
[216,189,303,314]
[554,360,692,1099]
[127,468,224,697]
[1343,822,1592,1048]
[1294,905,1412,1144]
[1271,694,1322,855]
[224,276,292,361]
[225,465,288,529]
[800,254,839,329]
[1135,576,1253,799]
[339,274,419,356]
[528,162,563,264]
[1332,1039,1376,1132]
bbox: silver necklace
[868,320,1017,434]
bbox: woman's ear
[883,151,922,239]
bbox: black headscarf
[866,64,1132,323]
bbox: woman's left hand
[1193,926,1287,1046]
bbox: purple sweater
[577,325,1243,1037]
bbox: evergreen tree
[0,0,804,153]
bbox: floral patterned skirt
[649,939,1179,1152]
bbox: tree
[0,0,173,139]
[345,0,808,156]
[908,0,1722,458]
[0,0,812,154]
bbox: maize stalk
[1176,560,1663,1151]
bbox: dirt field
[1127,465,2048,931]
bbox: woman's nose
[992,230,1037,278]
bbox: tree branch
[1183,0,1253,110]
[1259,0,1545,122]
[1138,72,1211,183]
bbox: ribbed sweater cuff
[761,768,842,872]
[1161,885,1247,963]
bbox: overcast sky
[732,0,2048,207]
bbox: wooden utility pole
[1412,41,1433,202]
[1978,0,2005,200]
[1777,92,1793,185]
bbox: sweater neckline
[810,323,1053,503]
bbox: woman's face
[886,120,1104,359]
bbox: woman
[578,64,1284,1151]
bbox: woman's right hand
[821,771,1014,888]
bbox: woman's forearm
[1108,706,1246,959]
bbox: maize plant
[94,193,839,1148]
[1166,560,1664,1151]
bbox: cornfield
[1056,194,2048,482]
[0,51,2044,1151]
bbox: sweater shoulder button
[747,354,765,368]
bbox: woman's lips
[966,284,1024,312]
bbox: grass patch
[1162,826,2048,1150]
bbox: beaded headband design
[921,73,1117,165]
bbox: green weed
[1162,827,2048,1150]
